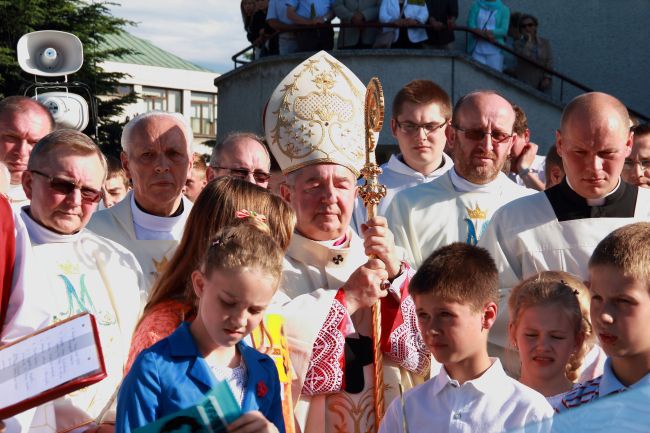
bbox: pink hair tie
[235,209,268,223]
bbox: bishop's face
[281,163,357,241]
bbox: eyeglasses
[212,166,271,183]
[623,159,650,170]
[30,169,103,203]
[395,119,448,136]
[451,125,514,143]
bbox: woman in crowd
[514,13,553,93]
[467,0,510,72]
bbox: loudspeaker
[36,92,89,131]
[17,30,83,77]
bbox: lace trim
[386,295,430,375]
[302,297,347,395]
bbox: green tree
[0,0,137,155]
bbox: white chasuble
[87,191,190,293]
[22,210,143,433]
[480,180,650,352]
[272,229,429,433]
[386,170,533,268]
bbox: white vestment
[386,169,534,268]
[2,206,50,433]
[87,191,191,292]
[20,209,143,433]
[351,153,453,233]
[479,180,650,352]
[272,229,430,433]
[7,183,29,207]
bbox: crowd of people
[2,48,650,433]
[244,0,553,92]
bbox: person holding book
[380,243,553,432]
[116,220,286,433]
[18,129,144,433]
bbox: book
[0,312,106,419]
[134,381,242,433]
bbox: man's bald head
[556,92,633,199]
[447,90,517,184]
[560,92,630,134]
[0,96,54,128]
[207,132,271,187]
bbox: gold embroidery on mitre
[269,53,365,172]
[466,204,488,220]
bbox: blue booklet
[134,381,242,433]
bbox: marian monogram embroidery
[464,204,489,245]
[53,261,115,326]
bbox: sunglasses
[30,169,103,203]
[521,22,536,28]
[211,166,271,183]
[452,125,513,143]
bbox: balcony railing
[230,22,648,123]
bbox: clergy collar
[566,177,621,206]
[131,192,188,235]
[20,207,82,245]
[449,168,508,193]
[545,178,638,222]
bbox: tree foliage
[0,0,137,153]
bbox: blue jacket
[115,322,285,433]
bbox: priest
[88,112,193,291]
[264,51,430,433]
[20,130,143,433]
[385,90,533,267]
[479,91,650,362]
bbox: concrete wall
[215,50,563,152]
[455,0,650,118]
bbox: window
[109,84,133,97]
[190,92,217,137]
[142,87,181,112]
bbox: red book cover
[0,312,107,419]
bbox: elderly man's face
[122,117,192,215]
[23,152,104,234]
[446,94,515,184]
[208,137,271,188]
[280,163,357,241]
[557,110,632,199]
[0,109,52,184]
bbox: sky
[107,0,248,74]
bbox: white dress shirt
[380,358,553,433]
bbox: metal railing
[230,22,648,122]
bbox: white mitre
[264,51,366,176]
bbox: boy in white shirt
[380,242,553,433]
[557,222,650,411]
